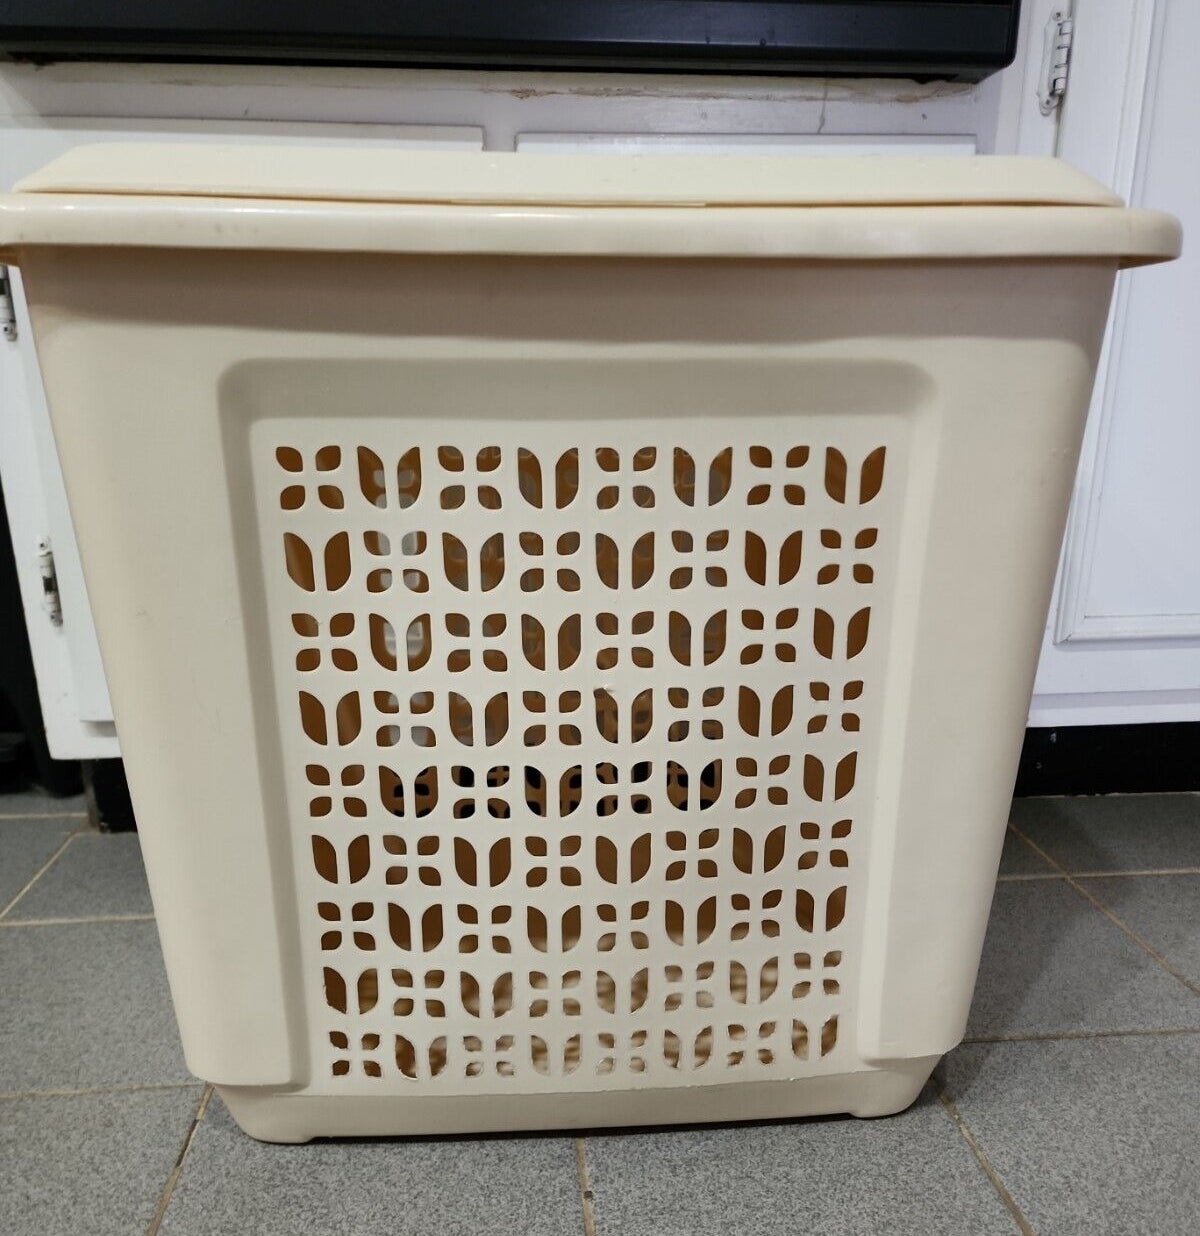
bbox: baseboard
[1015,723,1200,797]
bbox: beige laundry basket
[0,146,1179,1142]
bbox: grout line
[0,810,89,821]
[1010,823,1200,997]
[574,1137,599,1236]
[935,1085,1037,1236]
[963,1026,1200,1046]
[998,867,1200,882]
[0,913,156,928]
[0,1081,198,1102]
[1072,867,1200,878]
[1066,879,1200,997]
[146,1084,212,1236]
[0,826,85,920]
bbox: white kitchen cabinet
[1029,0,1200,725]
[4,0,1191,758]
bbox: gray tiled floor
[0,816,79,910]
[941,1035,1200,1236]
[586,1085,1019,1236]
[1,791,1197,1235]
[8,835,153,921]
[161,1095,584,1236]
[1011,794,1200,872]
[0,1087,203,1236]
[966,879,1198,1038]
[0,790,87,820]
[1078,874,1200,988]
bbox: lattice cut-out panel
[255,409,905,1097]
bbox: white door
[1030,0,1200,724]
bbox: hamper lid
[0,144,1181,266]
[11,143,1127,208]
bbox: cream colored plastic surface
[0,150,1178,1142]
[0,146,1180,266]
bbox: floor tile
[161,1094,583,1236]
[0,1086,201,1236]
[997,825,1055,877]
[967,880,1200,1039]
[0,921,190,1092]
[1011,794,1200,873]
[941,1035,1200,1236]
[0,818,76,911]
[1079,875,1200,988]
[0,790,87,819]
[585,1085,1018,1236]
[7,834,152,920]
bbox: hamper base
[217,1056,940,1143]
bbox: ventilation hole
[283,534,315,591]
[518,448,542,507]
[847,609,871,658]
[835,753,858,799]
[699,611,726,666]
[389,906,411,951]
[779,532,803,585]
[860,446,886,503]
[673,448,696,505]
[737,687,761,738]
[813,610,834,659]
[709,448,733,504]
[281,485,305,511]
[395,1036,418,1078]
[668,612,691,666]
[480,533,505,592]
[323,967,347,1013]
[745,533,767,586]
[792,1021,810,1061]
[357,969,378,1014]
[299,693,327,745]
[442,534,468,591]
[318,485,343,510]
[356,446,386,507]
[732,829,753,875]
[276,446,303,472]
[335,693,362,745]
[796,890,815,932]
[319,533,350,591]
[312,836,337,882]
[826,887,847,931]
[825,448,848,502]
[631,689,653,743]
[556,449,579,508]
[346,836,370,882]
[821,1016,839,1057]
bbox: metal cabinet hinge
[37,538,62,626]
[1039,10,1074,115]
[0,264,16,341]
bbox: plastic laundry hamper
[0,146,1179,1142]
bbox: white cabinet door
[1030,0,1200,725]
[0,119,482,757]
